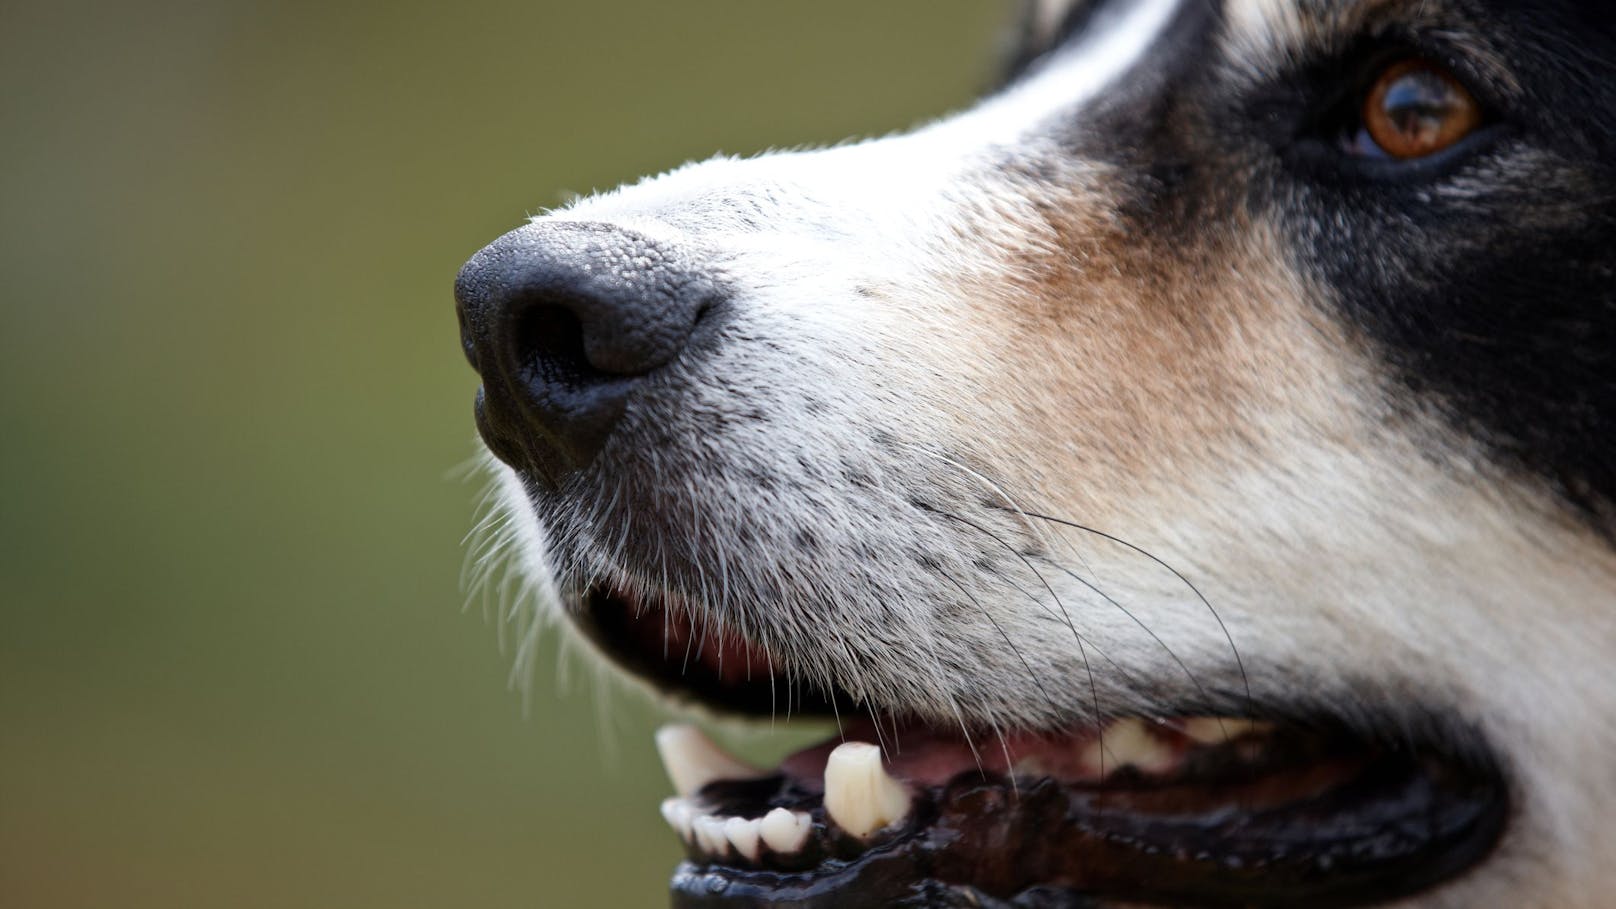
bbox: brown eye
[1360,59,1482,159]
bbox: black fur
[1284,0,1616,531]
[1010,0,1616,531]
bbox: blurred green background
[0,2,1005,906]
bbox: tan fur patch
[925,170,1361,528]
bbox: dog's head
[454,1,1616,905]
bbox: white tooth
[1181,717,1269,745]
[723,816,763,863]
[1081,718,1176,776]
[655,724,764,797]
[692,814,730,856]
[659,797,696,841]
[1011,754,1051,779]
[822,742,912,839]
[759,807,812,854]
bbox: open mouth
[581,584,1507,908]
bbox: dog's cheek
[934,199,1338,523]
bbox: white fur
[472,2,1616,904]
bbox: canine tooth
[723,816,763,862]
[660,797,696,841]
[759,807,812,854]
[1181,717,1269,745]
[655,724,763,797]
[1083,718,1176,775]
[692,814,730,856]
[822,742,912,839]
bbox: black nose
[454,221,722,481]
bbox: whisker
[932,513,1146,696]
[931,508,1106,757]
[930,448,1101,578]
[936,567,1064,727]
[1029,552,1224,726]
[990,720,1020,798]
[942,694,985,777]
[1018,510,1253,721]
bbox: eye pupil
[1360,59,1482,160]
[1384,73,1460,138]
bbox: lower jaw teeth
[653,724,913,866]
[651,717,1274,869]
[759,806,813,853]
[722,816,762,862]
[692,815,729,855]
[662,795,814,863]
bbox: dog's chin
[575,584,1508,909]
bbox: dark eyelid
[1288,122,1511,185]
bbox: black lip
[671,751,1506,909]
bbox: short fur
[470,1,1616,904]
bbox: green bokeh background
[0,2,1005,906]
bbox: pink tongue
[780,719,1108,789]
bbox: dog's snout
[454,221,721,479]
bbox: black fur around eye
[1288,49,1500,178]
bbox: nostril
[514,303,596,392]
[456,221,729,478]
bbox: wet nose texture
[454,222,724,483]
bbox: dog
[452,0,1616,905]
